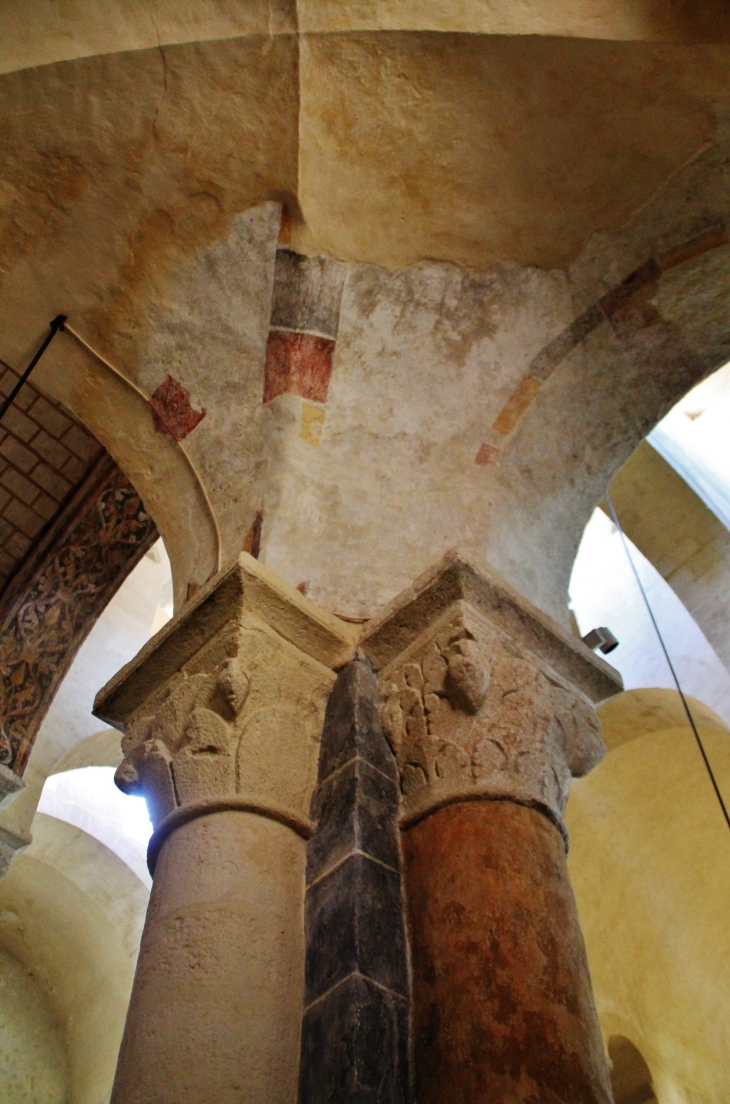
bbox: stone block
[307,758,400,885]
[316,658,397,784]
[299,973,410,1104]
[271,248,346,338]
[304,852,409,1004]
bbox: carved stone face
[377,600,605,830]
[445,638,491,715]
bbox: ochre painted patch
[149,376,206,441]
[263,330,334,404]
[301,403,326,446]
[492,376,542,436]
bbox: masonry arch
[486,137,730,623]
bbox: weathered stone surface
[95,552,356,861]
[299,974,410,1104]
[305,852,408,1004]
[315,659,399,784]
[270,248,346,338]
[111,810,307,1104]
[403,801,613,1104]
[94,553,355,1104]
[300,657,410,1104]
[5,27,730,629]
[361,553,619,832]
[0,764,23,813]
[307,758,400,885]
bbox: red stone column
[362,553,621,1104]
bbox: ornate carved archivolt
[0,453,157,775]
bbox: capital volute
[94,554,357,871]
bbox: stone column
[299,657,411,1103]
[361,553,622,1104]
[93,553,355,1104]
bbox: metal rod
[0,315,67,425]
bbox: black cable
[604,492,730,831]
[0,315,67,425]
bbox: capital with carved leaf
[362,552,620,839]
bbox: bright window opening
[38,766,153,887]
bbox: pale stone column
[361,553,623,1104]
[94,553,355,1104]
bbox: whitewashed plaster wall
[0,947,68,1104]
[3,32,730,625]
[260,260,570,618]
[0,816,149,1104]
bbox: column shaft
[299,658,411,1103]
[112,811,305,1104]
[361,553,622,1103]
[403,801,612,1104]
[94,553,356,1104]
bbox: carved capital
[94,554,357,871]
[361,553,622,836]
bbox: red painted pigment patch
[475,443,499,466]
[150,376,206,441]
[263,330,334,404]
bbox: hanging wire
[604,492,730,832]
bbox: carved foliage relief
[379,602,605,827]
[116,618,335,831]
[0,461,157,773]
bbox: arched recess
[608,1036,657,1104]
[484,136,730,624]
[0,813,149,1104]
[566,688,730,1104]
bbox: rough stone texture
[4,29,730,623]
[0,452,157,776]
[306,757,400,885]
[403,801,613,1104]
[93,553,355,1104]
[299,974,411,1104]
[300,659,410,1104]
[360,553,619,832]
[111,811,306,1104]
[95,552,356,851]
[305,852,408,1003]
[605,440,730,671]
[4,0,730,80]
[270,248,346,338]
[0,764,23,812]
